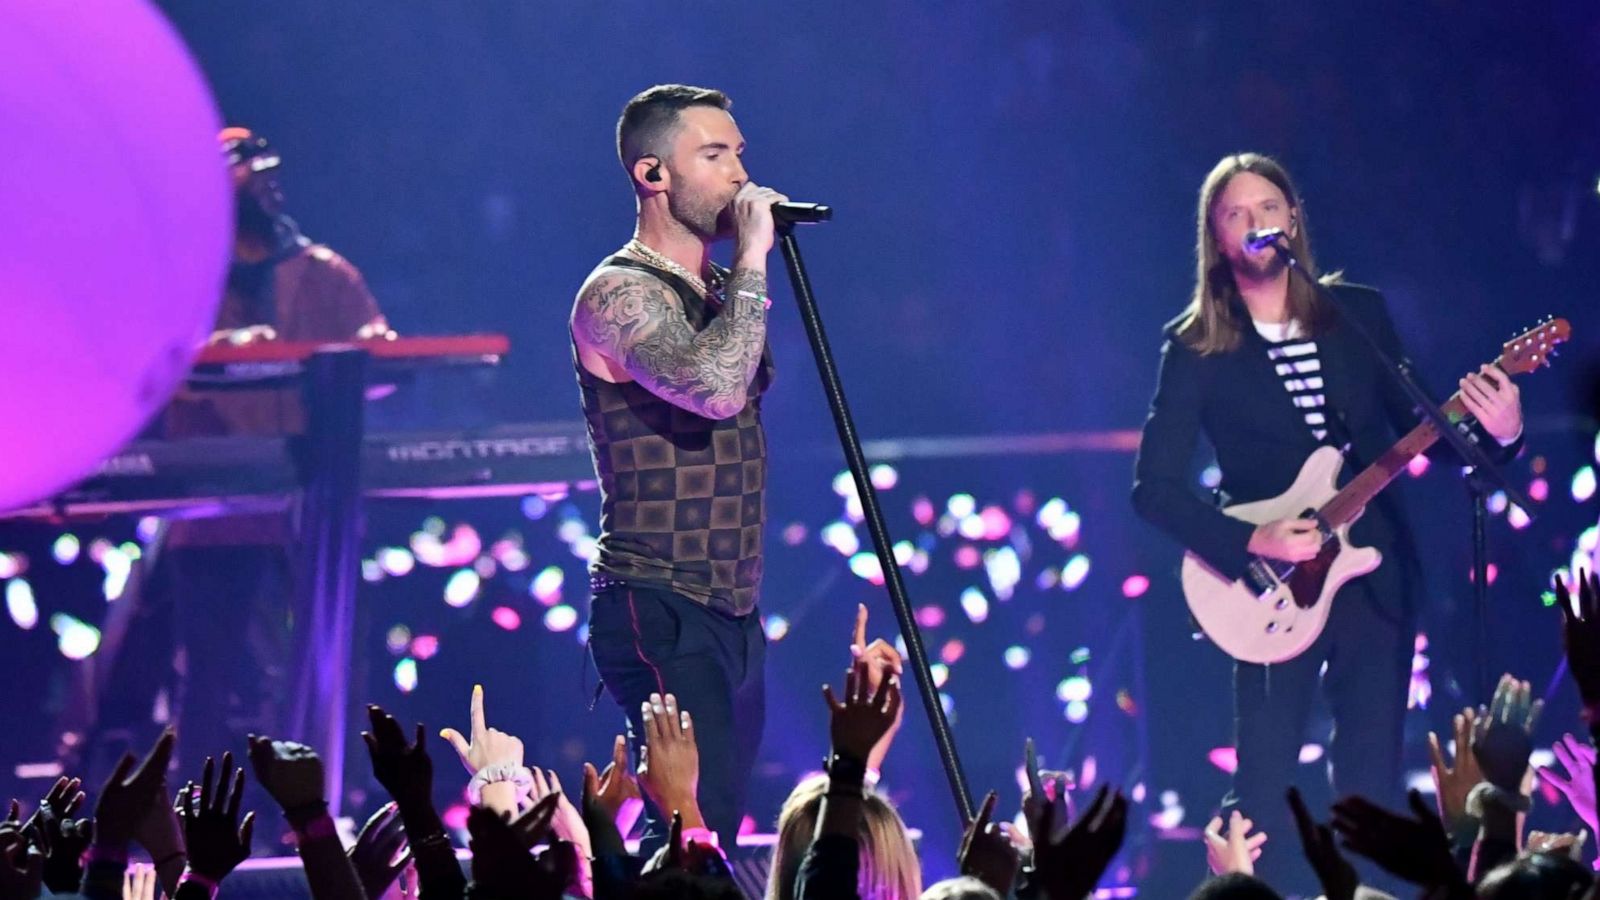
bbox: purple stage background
[3,2,1600,892]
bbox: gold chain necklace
[623,239,722,298]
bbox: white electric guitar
[1182,318,1570,664]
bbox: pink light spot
[1207,746,1238,775]
[1013,489,1037,516]
[941,639,966,665]
[442,804,470,831]
[954,545,981,569]
[410,634,440,660]
[491,606,522,631]
[1121,574,1150,599]
[980,506,1013,541]
[915,605,946,628]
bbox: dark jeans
[1222,578,1414,895]
[587,582,767,847]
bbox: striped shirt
[1254,319,1329,443]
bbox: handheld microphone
[772,202,832,225]
[1243,227,1286,252]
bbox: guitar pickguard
[1286,537,1340,610]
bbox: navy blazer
[1130,283,1521,620]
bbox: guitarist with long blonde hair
[1132,153,1525,891]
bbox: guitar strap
[1322,402,1357,457]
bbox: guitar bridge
[1244,557,1292,597]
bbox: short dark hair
[1187,873,1284,900]
[616,84,732,170]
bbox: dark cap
[219,126,282,172]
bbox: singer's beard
[1231,248,1288,282]
[668,186,736,242]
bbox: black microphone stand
[773,212,976,824]
[1268,239,1530,704]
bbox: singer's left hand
[1459,363,1522,444]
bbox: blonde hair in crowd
[766,773,923,900]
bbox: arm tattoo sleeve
[576,267,768,420]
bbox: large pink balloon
[0,0,230,511]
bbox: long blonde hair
[766,774,923,900]
[1174,152,1339,354]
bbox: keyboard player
[97,127,389,782]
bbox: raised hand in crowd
[1329,789,1466,894]
[126,751,186,898]
[1018,737,1077,862]
[1204,810,1266,878]
[529,766,592,866]
[850,603,904,775]
[246,736,368,900]
[580,753,641,900]
[348,801,412,900]
[363,704,465,900]
[121,862,157,900]
[0,817,43,900]
[637,692,707,833]
[1287,787,1358,900]
[1559,570,1600,707]
[441,684,527,818]
[22,775,94,895]
[1474,673,1542,794]
[790,660,907,900]
[526,766,594,898]
[583,734,644,837]
[75,730,176,900]
[1525,828,1588,859]
[1539,732,1599,837]
[815,660,903,848]
[21,776,83,855]
[363,704,436,817]
[465,793,572,900]
[246,736,326,819]
[1428,704,1485,850]
[823,662,903,771]
[91,729,176,856]
[958,790,1020,897]
[642,808,729,882]
[1027,782,1128,900]
[1456,673,1541,878]
[175,754,254,894]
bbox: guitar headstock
[1498,317,1571,375]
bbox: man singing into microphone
[1131,153,1524,891]
[570,84,786,846]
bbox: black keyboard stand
[285,347,368,817]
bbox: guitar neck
[1319,393,1470,528]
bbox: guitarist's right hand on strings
[1247,517,1323,563]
